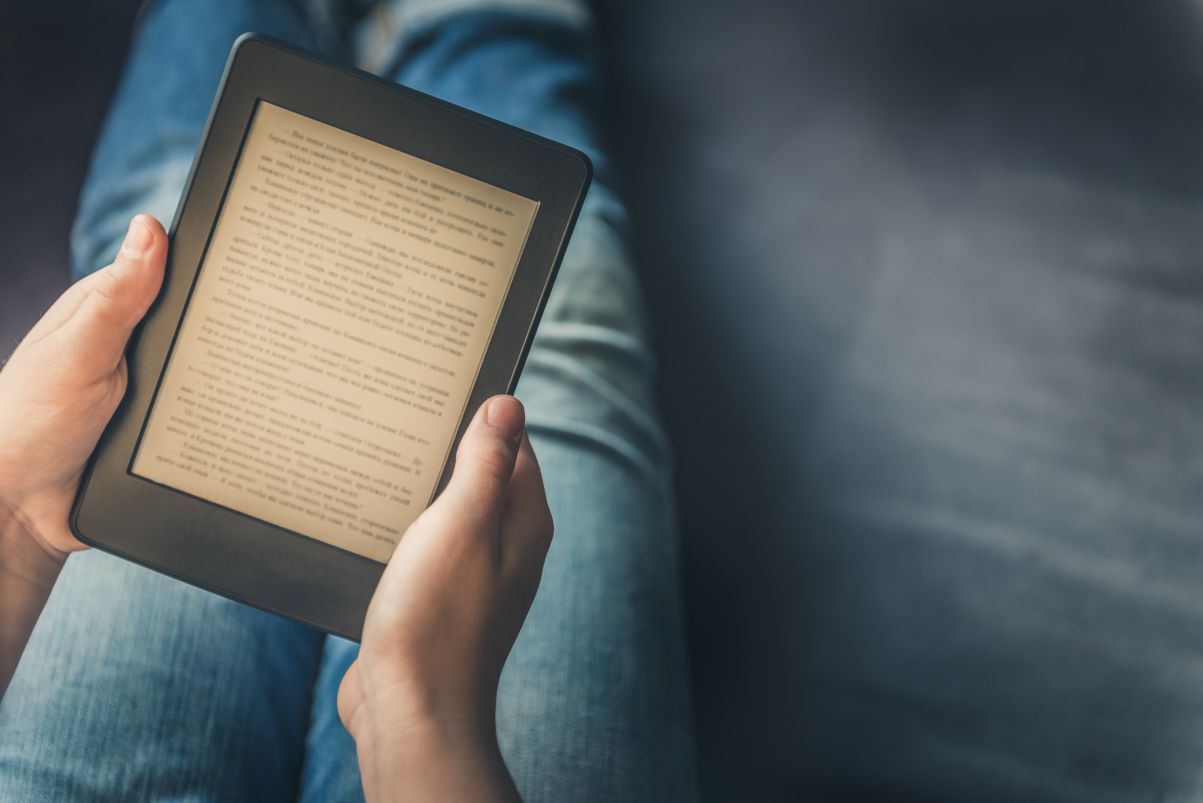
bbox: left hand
[338,395,553,802]
[0,214,167,561]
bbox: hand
[0,214,167,561]
[0,214,166,698]
[338,395,554,803]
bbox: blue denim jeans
[0,2,697,800]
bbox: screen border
[70,34,592,641]
[130,99,541,564]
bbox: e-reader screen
[132,101,540,563]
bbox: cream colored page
[133,102,538,562]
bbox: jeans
[0,1,697,800]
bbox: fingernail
[485,396,524,443]
[120,215,153,257]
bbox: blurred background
[6,1,1203,800]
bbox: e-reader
[71,34,592,640]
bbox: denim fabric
[0,1,697,800]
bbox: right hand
[0,214,166,699]
[0,214,166,562]
[338,395,554,802]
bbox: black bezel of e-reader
[70,34,592,641]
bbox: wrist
[0,497,68,589]
[348,679,509,800]
[0,495,67,699]
[354,712,513,803]
[350,688,500,765]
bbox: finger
[501,431,554,572]
[434,395,525,529]
[66,215,167,372]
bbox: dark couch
[7,2,1203,800]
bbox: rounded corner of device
[68,496,99,550]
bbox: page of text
[133,101,539,562]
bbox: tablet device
[71,34,591,640]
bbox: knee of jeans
[517,189,669,480]
[70,156,192,279]
[8,549,322,715]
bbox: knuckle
[91,266,128,306]
[84,270,136,331]
[472,437,514,480]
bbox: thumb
[436,396,526,525]
[69,215,167,370]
